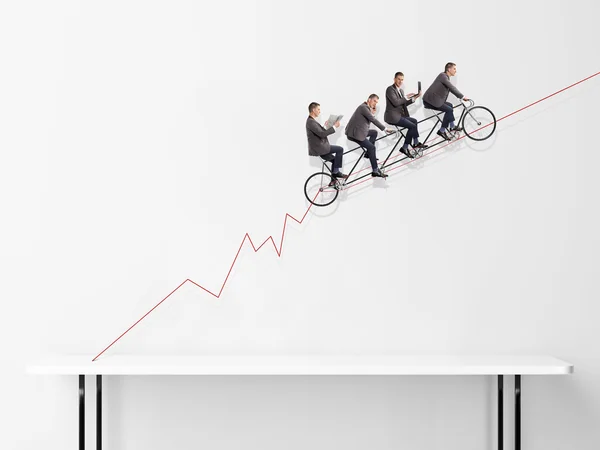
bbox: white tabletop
[27,355,574,376]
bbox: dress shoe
[414,142,429,149]
[400,147,415,158]
[437,130,451,141]
[332,172,349,179]
[371,169,388,178]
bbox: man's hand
[386,129,395,134]
[324,120,330,128]
[462,97,470,102]
[334,120,341,128]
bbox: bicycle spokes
[462,106,497,141]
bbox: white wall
[1,0,599,448]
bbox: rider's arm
[360,104,385,131]
[386,86,412,108]
[365,108,386,131]
[307,119,336,138]
[440,75,464,100]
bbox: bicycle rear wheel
[462,106,496,141]
[304,172,339,207]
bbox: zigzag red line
[92,193,317,361]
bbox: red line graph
[92,70,599,362]
[92,192,318,361]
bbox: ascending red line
[345,70,600,190]
[92,70,599,362]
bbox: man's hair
[394,72,404,78]
[308,102,320,113]
[445,62,456,72]
[368,94,379,100]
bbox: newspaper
[327,114,343,128]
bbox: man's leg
[440,102,455,131]
[424,100,453,140]
[360,138,378,172]
[349,136,378,172]
[365,130,379,166]
[367,129,377,145]
[329,145,344,174]
[357,133,386,176]
[408,117,420,146]
[397,117,418,152]
[445,102,463,131]
[360,130,379,160]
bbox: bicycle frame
[320,101,473,188]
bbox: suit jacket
[345,102,386,142]
[422,72,464,108]
[306,116,335,156]
[384,85,414,124]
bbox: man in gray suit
[345,94,393,178]
[384,72,428,158]
[306,102,348,179]
[422,62,470,141]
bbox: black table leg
[515,375,521,450]
[498,375,503,450]
[79,375,85,450]
[97,375,102,450]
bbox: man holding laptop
[305,102,348,179]
[384,72,428,158]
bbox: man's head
[308,102,320,117]
[394,72,404,87]
[367,94,379,110]
[445,62,457,76]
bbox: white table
[28,355,574,450]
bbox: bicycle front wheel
[304,172,339,207]
[462,106,496,141]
